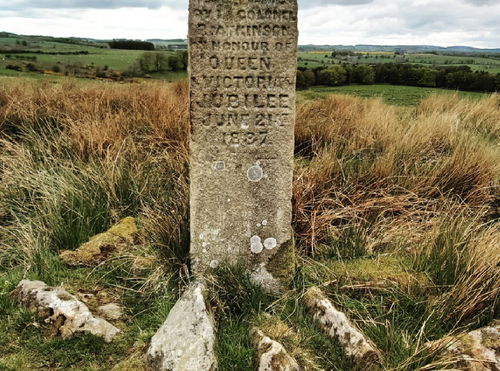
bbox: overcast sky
[0,0,499,48]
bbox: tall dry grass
[1,80,498,334]
[0,79,190,290]
[293,94,499,253]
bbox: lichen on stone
[304,287,382,368]
[255,315,321,370]
[147,280,217,371]
[13,280,121,343]
[427,321,500,370]
[250,327,300,371]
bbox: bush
[109,39,155,50]
[316,65,347,86]
[25,63,38,72]
[5,64,22,71]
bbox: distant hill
[147,39,186,43]
[146,39,188,50]
[299,44,500,54]
[2,32,498,54]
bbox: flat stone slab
[147,281,217,371]
[251,327,300,371]
[13,280,121,342]
[303,287,381,367]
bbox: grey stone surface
[304,287,381,367]
[147,281,217,371]
[14,280,121,342]
[427,320,500,370]
[251,327,300,371]
[97,303,124,321]
[188,0,299,292]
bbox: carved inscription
[189,0,297,148]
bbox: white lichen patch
[250,328,300,371]
[241,119,250,129]
[250,264,282,294]
[14,280,121,343]
[304,287,381,367]
[147,280,217,371]
[264,238,277,250]
[199,229,220,242]
[250,236,264,254]
[247,165,264,182]
[212,161,225,171]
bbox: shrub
[316,65,347,86]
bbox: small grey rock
[97,303,123,321]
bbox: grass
[0,77,499,370]
[298,84,488,105]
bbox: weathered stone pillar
[189,0,298,292]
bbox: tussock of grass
[414,217,500,326]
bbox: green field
[0,35,185,80]
[297,84,488,106]
[298,50,500,73]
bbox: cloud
[299,0,374,8]
[0,0,166,10]
[0,0,499,48]
[462,0,500,5]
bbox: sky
[0,0,499,48]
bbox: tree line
[297,63,500,93]
[125,51,188,76]
[109,40,155,51]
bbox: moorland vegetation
[0,78,498,370]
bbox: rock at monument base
[59,217,138,266]
[13,280,121,342]
[251,327,300,371]
[427,321,500,370]
[303,287,381,367]
[147,280,217,371]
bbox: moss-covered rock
[303,254,430,294]
[267,239,297,289]
[59,217,139,266]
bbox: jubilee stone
[189,0,298,292]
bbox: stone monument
[189,0,299,292]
